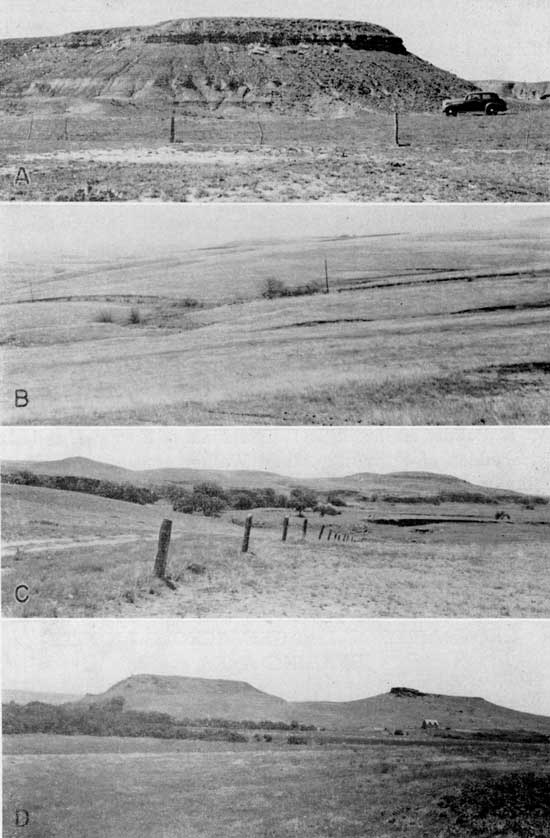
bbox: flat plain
[3,734,549,838]
[3,476,549,618]
[2,222,549,425]
[1,106,549,202]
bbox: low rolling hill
[1,456,541,504]
[49,675,550,734]
[80,674,289,722]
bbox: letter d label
[15,809,29,827]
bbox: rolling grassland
[3,482,548,618]
[2,226,549,425]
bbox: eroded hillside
[0,16,476,112]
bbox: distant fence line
[239,514,361,554]
[12,105,544,153]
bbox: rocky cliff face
[0,17,475,112]
[140,17,406,52]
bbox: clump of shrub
[181,72,195,89]
[316,504,340,517]
[169,482,291,517]
[96,308,114,323]
[176,297,200,308]
[227,74,244,91]
[127,306,142,325]
[289,487,318,515]
[262,277,322,299]
[327,493,347,507]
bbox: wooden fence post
[318,525,325,540]
[282,516,289,542]
[242,514,253,553]
[327,529,332,541]
[324,258,330,293]
[302,518,308,539]
[153,519,172,579]
[170,109,176,144]
[394,111,399,146]
[256,115,264,146]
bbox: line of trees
[2,698,316,738]
[362,491,548,506]
[2,699,246,741]
[3,469,359,517]
[1,471,158,505]
[167,482,323,517]
[5,469,546,513]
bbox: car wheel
[445,107,457,117]
[485,104,497,115]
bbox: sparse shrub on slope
[262,278,322,299]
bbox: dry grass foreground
[2,228,549,425]
[1,109,549,202]
[3,734,549,838]
[2,483,549,618]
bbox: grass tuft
[96,308,114,323]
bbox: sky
[2,203,547,264]
[1,0,549,79]
[3,619,550,715]
[2,426,550,495]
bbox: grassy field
[3,483,549,618]
[1,105,549,201]
[2,226,549,425]
[3,734,549,838]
